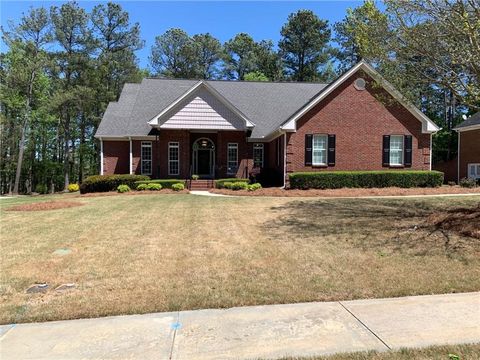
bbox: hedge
[215,178,249,189]
[134,179,185,189]
[289,171,444,189]
[80,174,150,194]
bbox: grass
[1,193,479,324]
[277,343,480,360]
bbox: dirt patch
[426,204,480,239]
[78,189,189,197]
[7,201,84,211]
[211,186,480,197]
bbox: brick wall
[286,72,431,175]
[459,129,480,180]
[103,141,129,175]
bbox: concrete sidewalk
[1,292,479,360]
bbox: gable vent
[354,78,366,90]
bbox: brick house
[95,61,439,186]
[453,112,480,182]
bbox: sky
[1,1,369,69]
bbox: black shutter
[328,134,336,166]
[305,134,313,166]
[382,135,390,167]
[404,135,412,167]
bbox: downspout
[282,132,287,189]
[129,137,133,175]
[457,131,460,184]
[100,137,104,175]
[429,133,432,171]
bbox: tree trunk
[13,116,28,195]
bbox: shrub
[136,183,148,191]
[247,183,262,191]
[191,174,199,180]
[447,181,457,187]
[117,184,131,193]
[146,183,162,191]
[215,178,249,189]
[459,177,477,188]
[68,183,80,192]
[224,181,249,190]
[134,179,185,189]
[35,184,48,194]
[171,183,185,191]
[80,174,150,194]
[289,171,444,190]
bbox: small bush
[136,183,148,191]
[247,183,262,191]
[459,177,477,188]
[35,184,48,194]
[146,183,162,191]
[80,174,150,194]
[215,178,249,189]
[68,183,79,192]
[191,174,199,180]
[289,171,444,189]
[134,179,185,189]
[447,181,457,187]
[224,181,249,190]
[117,184,131,193]
[171,183,185,191]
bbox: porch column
[129,137,133,175]
[100,137,104,175]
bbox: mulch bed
[78,189,189,197]
[426,204,480,239]
[7,201,84,212]
[210,186,480,197]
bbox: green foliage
[34,184,48,194]
[134,179,185,189]
[171,183,185,191]
[68,183,79,192]
[215,178,249,189]
[247,183,262,191]
[224,181,249,190]
[80,174,150,194]
[279,10,331,81]
[244,71,269,82]
[146,183,162,191]
[191,174,199,180]
[117,184,131,193]
[459,178,478,188]
[289,171,444,189]
[136,183,148,191]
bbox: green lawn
[1,193,479,324]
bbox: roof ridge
[142,77,328,85]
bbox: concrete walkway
[1,292,479,360]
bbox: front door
[197,150,211,176]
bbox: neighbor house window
[312,134,327,166]
[253,143,264,168]
[227,143,238,175]
[141,141,152,175]
[468,163,480,179]
[389,135,404,166]
[168,142,179,175]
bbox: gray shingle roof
[455,112,480,129]
[95,78,327,139]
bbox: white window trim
[253,143,264,168]
[227,143,238,175]
[389,135,404,167]
[141,141,152,175]
[468,163,480,179]
[312,134,328,166]
[168,142,180,176]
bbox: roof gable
[281,61,439,134]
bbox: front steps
[189,179,214,190]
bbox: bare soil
[211,186,480,197]
[426,204,480,239]
[6,201,84,212]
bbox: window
[141,142,152,175]
[168,142,179,175]
[312,134,327,166]
[227,143,238,175]
[389,135,404,166]
[253,143,264,168]
[468,163,480,179]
